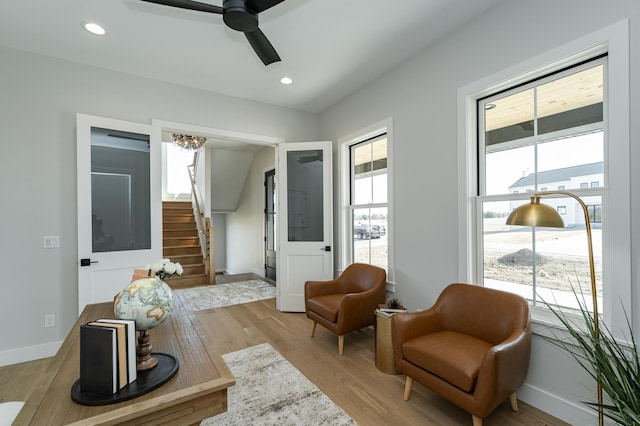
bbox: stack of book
[79,318,137,395]
[376,304,408,318]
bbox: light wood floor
[0,274,568,426]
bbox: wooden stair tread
[164,245,200,249]
[162,201,213,287]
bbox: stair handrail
[188,152,206,255]
[188,151,215,284]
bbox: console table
[18,292,235,425]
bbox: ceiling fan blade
[245,0,285,14]
[140,0,223,14]
[245,29,281,65]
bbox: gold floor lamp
[505,190,602,426]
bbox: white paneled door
[76,114,161,314]
[276,141,334,312]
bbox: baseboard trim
[251,268,265,277]
[0,340,61,367]
[519,382,596,425]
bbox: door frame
[152,119,283,276]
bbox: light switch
[43,235,60,248]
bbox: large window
[350,134,388,272]
[460,22,630,333]
[477,58,606,314]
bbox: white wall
[0,46,319,366]
[211,213,227,273]
[319,1,640,423]
[210,149,253,212]
[225,146,275,276]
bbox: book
[88,322,127,389]
[376,309,393,318]
[377,304,408,314]
[96,319,137,384]
[80,324,117,395]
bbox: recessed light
[280,77,293,85]
[83,22,106,36]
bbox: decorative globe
[114,277,174,331]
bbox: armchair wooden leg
[403,376,413,401]
[311,322,317,337]
[472,415,482,426]
[509,392,519,412]
[338,335,344,355]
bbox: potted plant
[544,291,640,425]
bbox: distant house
[508,162,603,227]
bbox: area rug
[201,343,356,425]
[179,280,276,311]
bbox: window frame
[457,20,630,333]
[339,118,394,291]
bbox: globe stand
[136,330,158,371]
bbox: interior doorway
[265,169,276,280]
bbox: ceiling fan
[141,0,285,65]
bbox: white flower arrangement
[146,258,184,280]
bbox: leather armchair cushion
[307,293,345,323]
[402,331,493,393]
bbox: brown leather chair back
[437,283,530,345]
[339,263,387,294]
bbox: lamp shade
[505,196,565,228]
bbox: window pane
[287,150,323,242]
[483,197,602,312]
[166,143,194,195]
[352,207,387,271]
[484,89,535,149]
[352,137,387,204]
[91,127,151,252]
[485,144,535,196]
[536,65,604,136]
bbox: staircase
[162,201,209,288]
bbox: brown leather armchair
[391,283,531,426]
[305,263,386,355]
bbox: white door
[276,142,333,312]
[77,114,162,314]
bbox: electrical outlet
[43,235,60,248]
[44,314,55,328]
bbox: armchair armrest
[391,309,444,370]
[335,287,385,329]
[304,279,344,299]
[474,328,532,410]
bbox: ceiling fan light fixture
[280,76,293,85]
[82,22,106,36]
[172,133,207,151]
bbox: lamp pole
[506,190,602,426]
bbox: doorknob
[321,246,331,252]
[80,258,98,267]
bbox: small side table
[375,310,399,375]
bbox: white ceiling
[0,0,503,114]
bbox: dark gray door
[265,169,276,280]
